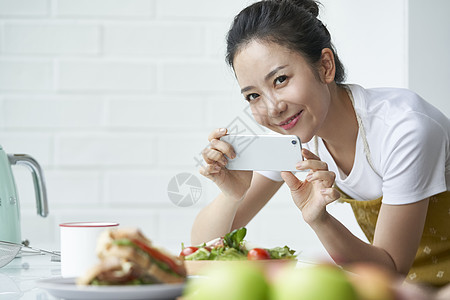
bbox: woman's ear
[320,48,336,84]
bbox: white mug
[60,222,119,278]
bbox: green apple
[271,265,358,300]
[183,262,269,300]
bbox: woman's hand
[199,128,253,202]
[281,148,340,225]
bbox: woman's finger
[202,147,228,166]
[209,138,236,159]
[320,188,341,205]
[199,163,222,178]
[296,159,328,171]
[302,148,320,160]
[281,171,303,192]
[305,170,336,187]
[208,128,228,142]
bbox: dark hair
[226,0,346,83]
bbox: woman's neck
[318,83,358,175]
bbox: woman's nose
[266,96,287,117]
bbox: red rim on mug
[59,222,119,228]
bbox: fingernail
[320,189,327,193]
[219,128,226,133]
[231,152,236,159]
[305,174,312,181]
[214,165,221,171]
[296,162,303,169]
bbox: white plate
[37,277,185,300]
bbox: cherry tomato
[179,246,199,257]
[247,248,271,260]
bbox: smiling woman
[232,41,335,143]
[191,0,450,289]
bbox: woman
[191,0,450,287]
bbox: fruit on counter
[347,263,395,300]
[183,263,270,300]
[180,227,297,261]
[183,259,442,300]
[270,264,358,300]
[349,263,439,300]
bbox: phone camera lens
[291,140,297,145]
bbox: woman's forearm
[190,193,242,245]
[309,212,398,273]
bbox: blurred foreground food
[184,263,357,300]
[77,228,186,285]
[183,261,447,300]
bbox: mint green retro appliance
[0,145,48,244]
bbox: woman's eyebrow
[240,65,288,94]
[264,65,287,81]
[241,86,254,94]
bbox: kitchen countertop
[0,252,187,300]
[0,252,61,299]
[1,251,193,300]
[0,252,319,300]
[2,254,446,300]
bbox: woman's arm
[310,198,429,275]
[191,172,284,245]
[282,149,430,276]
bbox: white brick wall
[55,133,156,166]
[0,0,407,258]
[3,95,105,128]
[4,23,100,54]
[160,62,235,93]
[107,96,205,128]
[58,60,157,91]
[0,60,53,91]
[103,23,205,56]
[55,0,155,18]
[157,0,244,19]
[0,0,49,17]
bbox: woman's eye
[274,75,287,85]
[245,93,259,102]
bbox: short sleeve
[381,112,448,205]
[256,170,284,182]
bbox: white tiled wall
[0,0,408,260]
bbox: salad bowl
[181,227,298,277]
[185,258,297,276]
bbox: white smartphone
[219,134,303,172]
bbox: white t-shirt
[258,84,450,205]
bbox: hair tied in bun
[227,0,346,83]
[281,0,320,18]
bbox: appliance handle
[8,154,48,217]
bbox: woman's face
[233,40,331,143]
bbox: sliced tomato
[179,246,199,257]
[247,248,271,260]
[131,238,186,276]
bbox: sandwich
[77,228,186,285]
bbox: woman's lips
[278,111,302,130]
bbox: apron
[313,86,450,287]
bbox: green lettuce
[185,248,211,261]
[267,246,297,259]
